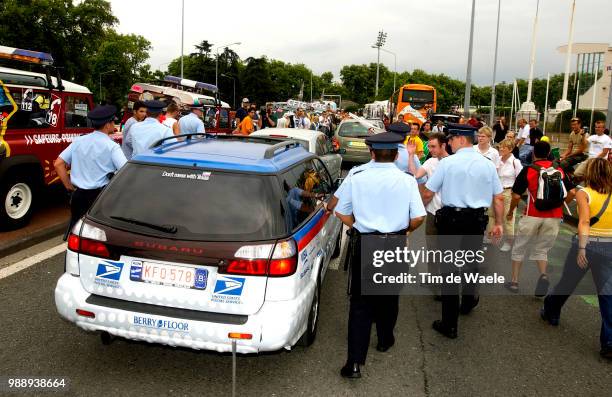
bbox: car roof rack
[151,132,211,148]
[150,133,302,159]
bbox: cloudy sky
[111,0,612,85]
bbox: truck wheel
[0,174,36,230]
[297,274,321,347]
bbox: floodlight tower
[373,30,387,99]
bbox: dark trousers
[65,187,103,239]
[435,207,488,329]
[558,153,587,174]
[544,237,612,350]
[346,233,400,365]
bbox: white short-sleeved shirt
[421,157,443,214]
[498,154,522,188]
[59,131,127,189]
[518,125,531,144]
[162,117,177,130]
[335,162,426,233]
[474,144,501,169]
[587,134,612,158]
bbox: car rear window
[89,163,285,241]
[338,123,369,138]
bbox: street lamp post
[489,0,502,125]
[180,0,184,79]
[215,42,241,87]
[376,47,397,97]
[464,0,476,118]
[372,30,387,99]
[221,73,236,109]
[99,69,115,103]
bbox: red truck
[0,46,116,230]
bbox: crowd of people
[323,111,611,378]
[52,95,611,379]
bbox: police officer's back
[334,132,426,378]
[126,100,174,158]
[54,105,127,237]
[178,103,205,135]
[422,123,504,338]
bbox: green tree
[0,0,117,82]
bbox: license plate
[130,261,208,290]
[349,141,366,148]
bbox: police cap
[87,105,116,124]
[386,122,410,136]
[365,132,404,149]
[446,123,478,136]
[144,100,166,112]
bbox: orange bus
[391,84,436,125]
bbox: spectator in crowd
[505,130,520,159]
[529,119,543,144]
[432,119,445,133]
[516,118,533,166]
[458,115,466,124]
[421,121,432,140]
[406,122,425,159]
[250,104,261,131]
[295,108,311,129]
[542,158,612,360]
[505,141,576,295]
[261,103,277,129]
[574,120,611,179]
[559,117,588,173]
[162,102,181,136]
[474,126,501,168]
[491,138,523,251]
[397,113,406,124]
[467,114,482,128]
[235,98,250,124]
[493,116,509,144]
[121,100,146,157]
[234,108,255,135]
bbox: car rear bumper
[341,150,370,163]
[54,273,313,353]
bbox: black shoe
[460,296,480,315]
[376,336,395,352]
[539,307,559,326]
[535,275,550,297]
[600,347,612,360]
[432,320,457,339]
[340,362,361,379]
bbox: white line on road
[0,243,66,280]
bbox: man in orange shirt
[234,108,255,135]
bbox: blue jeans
[519,144,534,166]
[544,236,612,350]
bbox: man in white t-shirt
[516,118,532,166]
[574,120,612,177]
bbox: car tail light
[68,234,111,259]
[68,221,111,259]
[269,240,297,276]
[331,137,340,151]
[220,240,297,277]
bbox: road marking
[0,243,66,280]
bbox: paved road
[0,239,610,396]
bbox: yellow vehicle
[391,84,436,125]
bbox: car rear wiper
[110,216,178,234]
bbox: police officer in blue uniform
[54,105,127,237]
[178,102,205,135]
[125,100,174,158]
[334,132,426,378]
[421,123,504,338]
